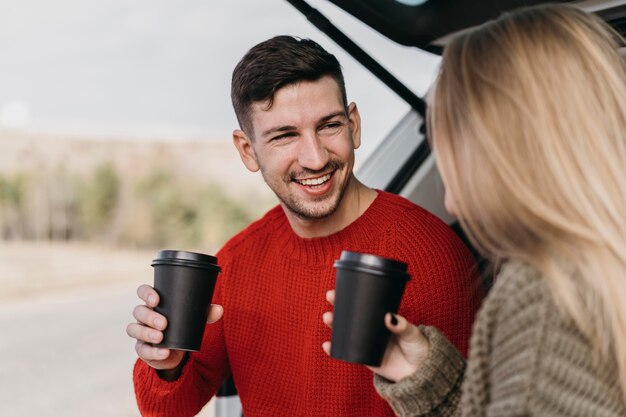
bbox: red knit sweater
[134,191,481,416]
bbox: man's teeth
[297,173,331,186]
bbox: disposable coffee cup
[330,251,410,366]
[151,250,221,351]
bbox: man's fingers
[322,341,331,356]
[127,322,163,344]
[133,304,167,330]
[137,284,159,307]
[207,304,224,324]
[135,341,170,362]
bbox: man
[127,36,481,417]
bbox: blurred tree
[77,163,120,239]
[0,174,27,239]
[135,170,255,250]
[195,184,254,249]
[135,170,199,248]
[0,161,266,250]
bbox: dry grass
[0,240,153,299]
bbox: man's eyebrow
[262,125,297,137]
[319,111,347,123]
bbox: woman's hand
[322,289,430,382]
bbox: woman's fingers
[365,313,430,382]
[385,313,425,344]
[322,290,335,356]
[325,290,335,305]
[323,289,335,328]
[321,289,430,383]
[207,304,224,324]
[322,341,331,356]
[322,311,333,328]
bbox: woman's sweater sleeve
[373,326,465,417]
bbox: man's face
[234,76,361,220]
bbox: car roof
[286,0,626,116]
[323,0,626,53]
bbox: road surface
[0,281,215,417]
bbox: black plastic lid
[334,250,409,279]
[151,250,220,271]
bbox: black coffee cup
[151,250,221,351]
[330,250,410,366]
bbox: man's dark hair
[231,35,347,136]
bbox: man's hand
[126,284,224,372]
[322,289,430,382]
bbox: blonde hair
[430,4,626,399]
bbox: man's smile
[293,172,333,188]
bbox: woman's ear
[232,129,260,172]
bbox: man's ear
[347,102,361,149]
[232,129,260,172]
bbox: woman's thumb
[385,312,422,342]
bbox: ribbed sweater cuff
[133,355,197,414]
[374,326,465,416]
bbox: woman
[323,4,626,416]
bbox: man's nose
[298,133,329,171]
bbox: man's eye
[270,132,296,141]
[321,123,341,130]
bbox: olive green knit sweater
[374,261,626,416]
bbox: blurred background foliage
[133,170,252,249]
[0,135,273,252]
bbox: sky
[0,0,440,157]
